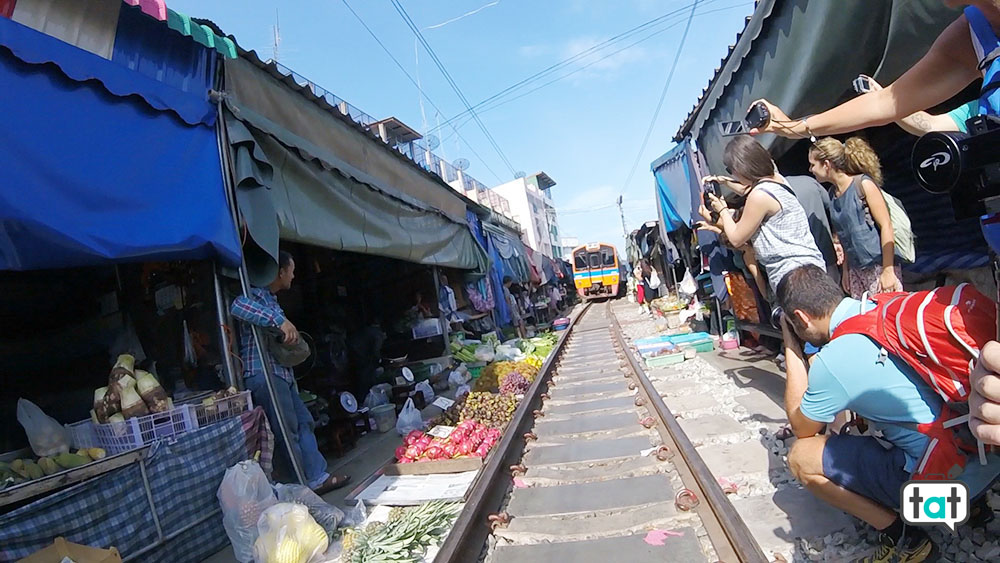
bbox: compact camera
[703,181,721,223]
[719,101,772,136]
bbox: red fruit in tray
[458,419,477,431]
[405,430,424,445]
[398,456,414,464]
[474,444,491,457]
[486,428,502,440]
[457,439,474,456]
[395,445,408,460]
[405,445,423,459]
[474,422,487,433]
[449,429,468,443]
[424,445,445,460]
[442,443,459,458]
[416,435,433,448]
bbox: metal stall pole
[213,90,307,486]
[432,266,450,350]
[212,262,239,389]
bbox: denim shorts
[822,433,911,509]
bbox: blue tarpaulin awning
[0,16,241,271]
[651,139,705,234]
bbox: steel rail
[434,302,592,563]
[608,303,768,563]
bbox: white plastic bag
[395,398,423,436]
[448,370,466,390]
[455,384,471,401]
[363,386,389,409]
[415,380,435,404]
[16,398,71,457]
[253,503,329,563]
[473,344,495,363]
[218,460,278,563]
[274,483,344,535]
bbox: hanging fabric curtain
[0,15,240,270]
[482,222,530,283]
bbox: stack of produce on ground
[340,501,460,563]
[458,392,517,430]
[0,448,107,489]
[394,421,501,463]
[498,372,530,395]
[517,332,557,358]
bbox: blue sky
[171,0,754,255]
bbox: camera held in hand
[770,306,784,330]
[911,114,1000,220]
[703,181,721,223]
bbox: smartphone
[745,102,770,129]
[853,75,872,94]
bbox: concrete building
[491,172,561,258]
[560,236,579,258]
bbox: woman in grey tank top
[697,136,825,295]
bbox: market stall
[0,5,265,561]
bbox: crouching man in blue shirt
[776,265,1000,563]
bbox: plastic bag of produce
[16,398,71,457]
[395,398,424,436]
[274,483,344,534]
[363,386,389,409]
[414,380,435,404]
[455,384,471,401]
[340,499,367,528]
[253,503,329,563]
[448,370,466,390]
[218,460,278,563]
[473,344,495,362]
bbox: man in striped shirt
[231,251,350,494]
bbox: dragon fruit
[442,443,460,458]
[405,430,424,445]
[395,445,408,460]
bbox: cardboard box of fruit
[386,420,500,475]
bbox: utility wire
[390,0,517,177]
[425,0,727,135]
[339,0,503,182]
[438,1,750,147]
[620,0,701,197]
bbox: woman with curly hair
[807,137,903,297]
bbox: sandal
[313,474,352,496]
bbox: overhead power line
[620,0,701,197]
[339,0,503,182]
[390,0,517,177]
[426,0,731,136]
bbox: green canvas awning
[225,105,487,286]
[675,0,961,172]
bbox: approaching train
[571,242,621,300]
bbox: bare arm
[782,319,825,438]
[753,16,980,138]
[860,75,963,136]
[714,189,778,249]
[860,178,895,270]
[897,110,961,136]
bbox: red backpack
[831,284,996,480]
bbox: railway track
[436,301,770,563]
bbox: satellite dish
[454,158,470,171]
[426,134,440,150]
[514,171,526,179]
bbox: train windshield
[589,253,602,268]
[602,247,616,266]
[573,250,588,270]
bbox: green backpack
[858,175,916,264]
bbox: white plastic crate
[188,390,253,427]
[68,404,198,455]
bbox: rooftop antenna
[272,9,281,62]
[453,158,470,171]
